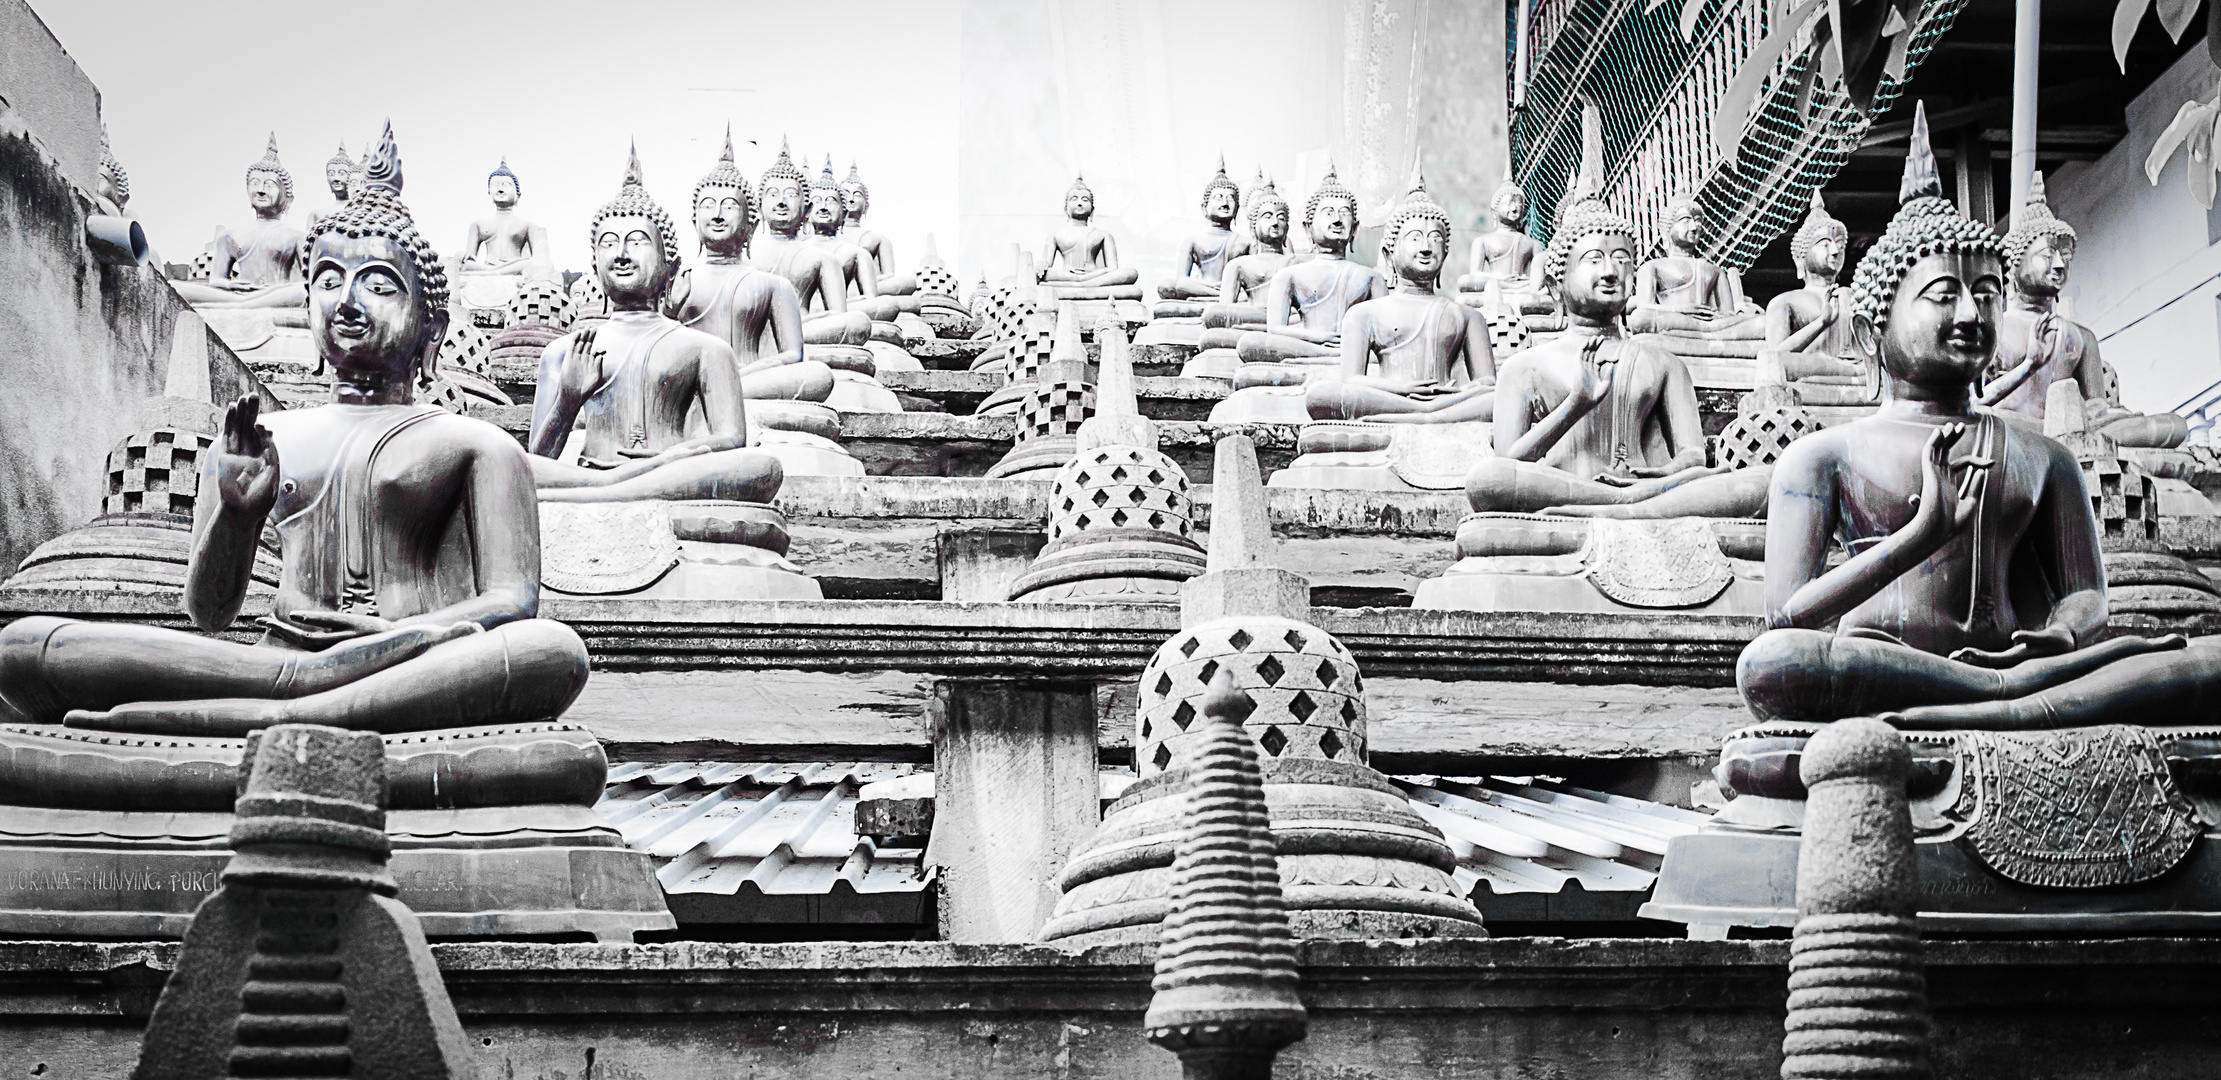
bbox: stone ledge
[877,372,1229,419]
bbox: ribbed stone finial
[1145,672,1307,1080]
[1782,716,1932,1080]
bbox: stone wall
[0,109,269,574]
[0,0,99,196]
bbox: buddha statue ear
[418,308,450,387]
[1849,312,1880,369]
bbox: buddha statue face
[2014,233,2074,300]
[1253,200,1291,247]
[1801,229,1846,282]
[1492,188,1527,231]
[1665,200,1705,255]
[247,171,286,217]
[1204,184,1238,227]
[1389,216,1449,286]
[1859,250,2003,391]
[694,183,748,254]
[1559,229,1637,322]
[1065,188,1095,222]
[307,231,442,383]
[841,180,869,220]
[326,164,350,201]
[807,185,845,233]
[1311,196,1358,251]
[762,176,805,234]
[593,212,672,310]
[489,173,519,211]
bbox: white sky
[33,0,962,281]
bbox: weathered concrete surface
[0,113,271,574]
[0,0,100,194]
[4,937,2217,1079]
[931,683,1099,942]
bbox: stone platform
[3,937,2216,1079]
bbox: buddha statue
[1982,174,2187,449]
[1269,179,1498,489]
[670,133,857,477]
[1460,190,1711,513]
[454,158,556,322]
[839,162,911,294]
[324,142,354,207]
[1225,167,1385,381]
[1626,193,1759,338]
[1454,180,1549,317]
[1757,191,1867,398]
[174,134,307,310]
[1037,174,1143,297]
[526,146,786,505]
[0,124,592,737]
[1153,158,1251,315]
[752,141,872,347]
[1185,180,1301,377]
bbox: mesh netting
[1514,0,1966,269]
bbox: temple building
[5,0,2221,1077]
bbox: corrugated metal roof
[1396,776,1712,908]
[598,762,932,899]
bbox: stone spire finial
[1900,101,1942,205]
[1145,671,1308,1080]
[921,232,942,264]
[721,123,736,164]
[1782,717,1933,1080]
[1077,324,1153,452]
[131,724,473,1080]
[361,121,402,196]
[1046,299,1087,380]
[1208,436,1274,574]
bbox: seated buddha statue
[1758,191,1867,395]
[1625,194,1761,339]
[1980,174,2187,450]
[804,156,895,318]
[1207,178,1298,325]
[0,125,590,737]
[670,131,834,404]
[1038,175,1143,297]
[1154,159,1250,314]
[752,141,871,346]
[458,158,556,288]
[319,141,353,217]
[1454,180,1550,317]
[1229,167,1385,381]
[1462,191,1714,513]
[1735,149,2217,732]
[173,135,308,310]
[840,162,913,295]
[526,148,784,505]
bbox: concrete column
[931,680,1100,942]
[2009,0,2040,229]
[1955,129,1994,229]
[936,527,1045,602]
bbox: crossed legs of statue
[741,361,835,403]
[1466,459,1770,516]
[531,448,784,503]
[1738,628,2219,729]
[802,312,871,345]
[1305,381,1495,424]
[0,616,589,736]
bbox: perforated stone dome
[437,321,493,379]
[506,279,574,331]
[916,263,960,299]
[1136,616,1367,778]
[1048,445,1193,544]
[1718,403,1818,470]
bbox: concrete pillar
[2009,0,2040,229]
[931,681,1100,942]
[937,527,1045,602]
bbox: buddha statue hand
[559,326,608,400]
[217,397,281,519]
[1910,422,1990,547]
[260,610,483,653]
[1572,337,1615,412]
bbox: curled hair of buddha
[591,141,682,266]
[1544,195,1637,283]
[1490,181,1527,229]
[1789,190,1847,268]
[1847,102,2002,331]
[100,125,129,207]
[488,157,521,199]
[694,126,755,235]
[810,155,848,215]
[758,137,808,210]
[301,121,448,316]
[1999,171,2076,270]
[1304,164,1357,228]
[1201,155,1241,212]
[1381,172,1452,259]
[842,162,870,212]
[246,132,294,214]
[1247,177,1288,228]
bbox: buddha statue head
[1546,192,1639,324]
[245,133,294,220]
[1303,166,1360,255]
[2000,172,2077,303]
[1490,180,1528,233]
[299,122,449,390]
[1662,193,1706,257]
[98,125,129,212]
[1064,174,1096,223]
[1789,189,1848,284]
[841,162,870,224]
[807,156,848,237]
[757,139,808,238]
[1248,178,1290,249]
[488,158,521,211]
[1201,157,1241,229]
[1381,174,1452,286]
[693,128,754,258]
[589,143,683,312]
[325,142,353,202]
[1846,102,2004,391]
